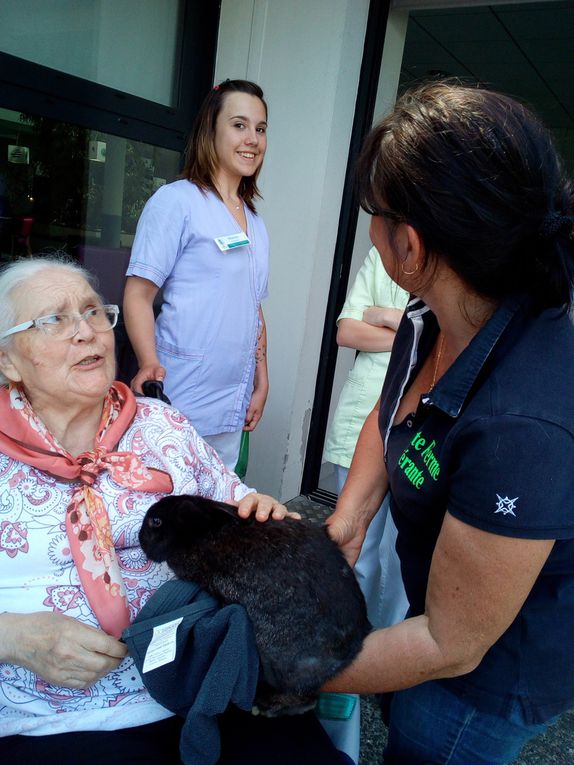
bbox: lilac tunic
[127,180,269,436]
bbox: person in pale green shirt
[324,246,407,475]
[324,245,409,629]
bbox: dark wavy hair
[357,81,574,311]
[181,79,267,213]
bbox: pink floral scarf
[0,381,173,637]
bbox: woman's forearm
[327,508,555,696]
[337,318,397,353]
[123,277,160,369]
[254,307,268,390]
[323,613,477,695]
[326,406,389,564]
[337,405,389,523]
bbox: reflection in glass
[0,0,181,106]
[0,107,180,262]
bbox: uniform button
[406,419,413,428]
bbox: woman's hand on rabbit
[236,492,301,522]
[325,511,368,568]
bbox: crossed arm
[336,306,404,354]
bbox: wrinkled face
[213,92,267,184]
[0,268,116,412]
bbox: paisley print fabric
[0,382,175,638]
[0,397,248,735]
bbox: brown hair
[181,79,267,213]
[357,81,574,310]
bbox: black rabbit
[139,494,371,716]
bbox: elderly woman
[325,82,574,765]
[0,257,345,765]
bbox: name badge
[214,232,251,252]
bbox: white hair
[0,255,100,385]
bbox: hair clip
[539,211,573,239]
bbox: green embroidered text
[398,431,441,489]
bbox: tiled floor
[286,495,574,765]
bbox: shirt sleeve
[337,248,379,323]
[126,184,189,287]
[135,400,253,504]
[176,411,253,503]
[447,414,574,539]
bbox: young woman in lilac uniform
[124,80,269,470]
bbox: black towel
[122,579,260,765]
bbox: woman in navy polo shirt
[326,82,574,764]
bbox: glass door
[314,0,574,502]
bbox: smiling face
[213,91,267,186]
[0,267,116,415]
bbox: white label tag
[142,617,183,673]
[214,232,251,251]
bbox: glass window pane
[0,106,180,287]
[0,106,181,381]
[0,0,181,106]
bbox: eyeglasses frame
[0,304,120,340]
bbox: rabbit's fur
[139,494,371,716]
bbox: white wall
[216,0,370,500]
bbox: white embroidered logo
[494,494,518,517]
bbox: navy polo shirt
[379,294,574,723]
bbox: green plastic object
[315,692,357,721]
[234,431,250,479]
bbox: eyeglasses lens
[42,307,118,338]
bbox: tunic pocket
[156,341,205,406]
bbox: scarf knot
[77,447,108,486]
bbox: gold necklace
[430,333,445,390]
[224,195,241,211]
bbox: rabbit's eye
[148,517,162,528]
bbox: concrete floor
[286,495,574,765]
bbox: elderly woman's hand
[0,611,128,689]
[235,492,301,522]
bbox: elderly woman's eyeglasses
[0,305,120,340]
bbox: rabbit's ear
[182,495,242,523]
[206,499,241,521]
[171,495,239,537]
